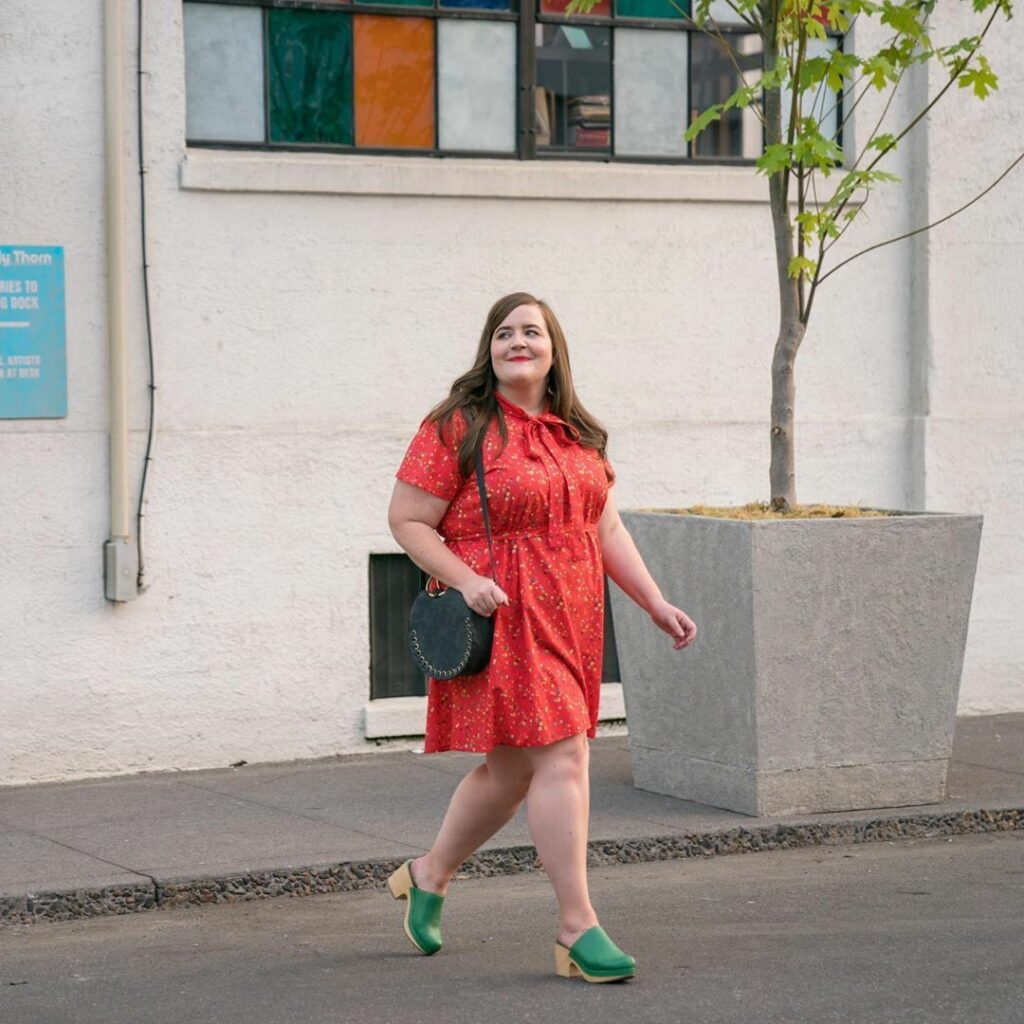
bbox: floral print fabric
[395,390,616,753]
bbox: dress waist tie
[449,523,598,545]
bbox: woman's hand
[456,574,510,617]
[649,599,697,650]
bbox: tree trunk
[769,317,804,510]
[763,24,806,511]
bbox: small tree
[567,0,1019,510]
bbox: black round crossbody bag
[407,451,499,680]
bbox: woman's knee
[527,730,589,782]
[485,745,534,798]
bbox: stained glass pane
[268,9,353,145]
[540,0,611,16]
[184,3,265,143]
[438,22,516,152]
[706,0,742,21]
[441,0,511,8]
[616,0,687,19]
[690,32,762,158]
[536,25,611,151]
[354,0,433,7]
[614,28,687,156]
[353,16,434,149]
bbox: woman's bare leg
[522,731,599,948]
[411,745,534,895]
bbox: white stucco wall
[915,4,1024,714]
[1,2,1019,786]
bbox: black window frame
[184,0,845,166]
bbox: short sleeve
[395,415,465,501]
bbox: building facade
[1,1,1021,787]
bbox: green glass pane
[268,9,353,144]
[615,0,688,18]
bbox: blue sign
[0,245,67,419]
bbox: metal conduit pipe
[103,0,138,602]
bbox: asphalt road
[2,831,1022,1024]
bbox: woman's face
[490,304,554,393]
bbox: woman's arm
[388,480,473,588]
[388,480,509,616]
[598,489,697,649]
[597,488,663,615]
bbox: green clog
[554,924,636,982]
[387,859,444,955]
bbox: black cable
[135,0,157,591]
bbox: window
[369,554,428,700]
[369,553,620,699]
[183,1,843,163]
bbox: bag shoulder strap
[474,452,497,585]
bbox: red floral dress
[395,390,616,753]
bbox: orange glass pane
[540,0,612,14]
[353,16,434,148]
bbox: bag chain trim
[409,616,475,679]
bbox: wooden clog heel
[386,859,444,956]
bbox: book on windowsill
[568,108,609,122]
[567,105,610,123]
[568,96,609,120]
[567,125,610,147]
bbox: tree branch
[817,148,1024,287]
[828,2,1000,230]
[691,13,769,128]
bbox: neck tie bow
[495,393,585,557]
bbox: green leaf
[861,53,897,90]
[826,4,851,31]
[794,210,818,245]
[791,125,844,175]
[788,256,818,281]
[691,0,711,24]
[958,55,999,98]
[723,83,759,112]
[756,142,794,176]
[684,103,724,142]
[880,0,925,39]
[798,56,830,92]
[940,36,982,61]
[867,132,897,153]
[805,16,828,41]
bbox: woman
[386,291,697,983]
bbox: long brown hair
[425,292,611,479]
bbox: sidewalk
[2,713,1022,926]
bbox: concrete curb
[3,805,1021,927]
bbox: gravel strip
[3,806,1020,926]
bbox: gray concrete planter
[609,509,983,817]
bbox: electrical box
[104,539,138,602]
